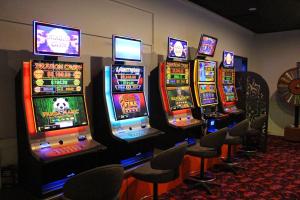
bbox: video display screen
[166,86,193,111]
[199,84,218,105]
[113,35,142,62]
[168,37,188,60]
[198,35,218,57]
[223,85,235,102]
[33,21,80,57]
[33,95,88,133]
[112,93,148,120]
[111,65,144,93]
[166,62,189,87]
[31,60,83,95]
[223,50,234,68]
[198,61,216,82]
[222,69,234,84]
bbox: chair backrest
[63,164,124,200]
[151,142,187,170]
[229,119,250,137]
[200,127,228,149]
[251,114,267,130]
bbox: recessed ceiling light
[248,7,257,11]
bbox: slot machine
[93,35,163,168]
[217,50,244,125]
[190,34,229,132]
[16,21,105,197]
[150,37,203,148]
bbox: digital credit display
[166,86,193,111]
[112,93,148,120]
[33,95,88,133]
[198,61,216,82]
[198,35,218,57]
[33,21,80,57]
[31,60,83,95]
[166,62,189,87]
[168,37,188,60]
[198,84,218,106]
[111,65,144,93]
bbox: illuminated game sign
[166,62,189,87]
[198,34,218,57]
[168,37,188,60]
[199,84,218,105]
[33,21,80,57]
[113,35,142,62]
[111,65,144,93]
[33,95,88,133]
[31,60,83,95]
[112,93,148,120]
[167,86,193,111]
[223,85,235,102]
[198,61,216,82]
[223,50,234,68]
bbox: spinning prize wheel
[277,65,300,141]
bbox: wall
[0,0,255,166]
[253,30,300,135]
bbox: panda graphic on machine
[52,97,75,128]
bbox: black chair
[244,114,268,154]
[131,142,188,200]
[63,164,124,200]
[222,119,249,174]
[185,127,228,195]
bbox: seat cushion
[131,162,177,183]
[247,128,260,136]
[224,135,241,145]
[186,145,218,158]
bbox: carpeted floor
[160,136,300,200]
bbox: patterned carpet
[160,136,300,200]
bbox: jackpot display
[222,69,234,84]
[167,86,193,111]
[166,62,189,87]
[168,37,188,60]
[198,35,218,57]
[32,60,83,95]
[223,50,234,67]
[33,96,88,133]
[111,65,143,93]
[33,21,80,57]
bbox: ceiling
[189,0,300,33]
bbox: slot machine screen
[167,37,188,60]
[31,60,83,95]
[223,50,234,68]
[112,93,148,120]
[113,35,142,62]
[111,65,144,93]
[197,34,218,57]
[33,95,88,133]
[198,61,216,82]
[223,85,235,102]
[33,21,80,57]
[166,86,194,111]
[199,84,218,105]
[166,62,189,87]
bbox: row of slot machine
[15,21,244,197]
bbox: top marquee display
[33,21,80,57]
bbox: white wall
[0,0,256,166]
[253,30,300,135]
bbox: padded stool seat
[187,145,217,158]
[132,162,176,183]
[225,135,241,145]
